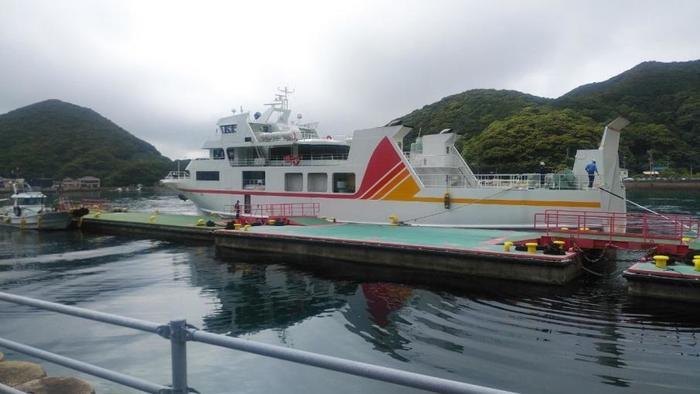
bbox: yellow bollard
[579,227,589,231]
[560,227,569,231]
[243,224,251,231]
[267,219,276,225]
[234,223,242,230]
[553,240,565,250]
[653,255,669,269]
[503,241,513,252]
[682,237,691,244]
[149,215,157,224]
[694,259,700,272]
[196,218,205,226]
[388,214,399,226]
[94,211,101,218]
[525,242,538,254]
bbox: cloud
[1,0,699,158]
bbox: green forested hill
[398,60,700,174]
[0,99,172,186]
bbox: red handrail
[534,210,700,243]
[231,202,320,218]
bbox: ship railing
[230,153,348,167]
[534,209,700,243]
[417,174,471,188]
[406,153,464,168]
[473,173,590,190]
[417,173,590,189]
[0,292,512,394]
[165,171,190,180]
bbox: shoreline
[624,179,700,190]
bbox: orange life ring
[283,154,300,166]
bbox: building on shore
[78,176,100,189]
[60,178,80,190]
[0,178,25,191]
[59,176,101,190]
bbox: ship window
[196,171,220,181]
[226,147,235,160]
[220,124,237,134]
[332,173,355,193]
[211,148,225,160]
[308,173,327,192]
[18,198,42,205]
[243,171,265,190]
[285,173,303,192]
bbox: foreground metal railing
[0,292,514,394]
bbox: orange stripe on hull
[369,169,409,200]
[382,176,421,201]
[410,197,601,208]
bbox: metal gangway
[533,210,700,256]
[0,292,513,394]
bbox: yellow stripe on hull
[411,197,601,208]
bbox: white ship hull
[0,211,72,230]
[176,188,606,228]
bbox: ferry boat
[162,90,628,228]
[0,185,72,230]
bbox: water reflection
[0,190,699,393]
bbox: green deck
[248,223,540,253]
[85,212,543,253]
[628,262,700,277]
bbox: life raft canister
[444,192,451,209]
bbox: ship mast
[277,86,294,110]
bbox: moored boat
[0,185,72,230]
[162,90,628,228]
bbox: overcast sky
[1,0,699,158]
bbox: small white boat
[0,185,72,230]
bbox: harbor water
[0,189,699,393]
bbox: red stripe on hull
[355,137,403,195]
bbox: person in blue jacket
[585,160,599,188]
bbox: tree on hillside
[462,108,601,174]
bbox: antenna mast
[277,86,295,110]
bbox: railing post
[169,319,189,394]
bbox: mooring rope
[599,186,696,233]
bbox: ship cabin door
[244,194,251,214]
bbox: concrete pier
[76,212,586,285]
[215,224,582,285]
[623,262,700,303]
[79,212,224,242]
